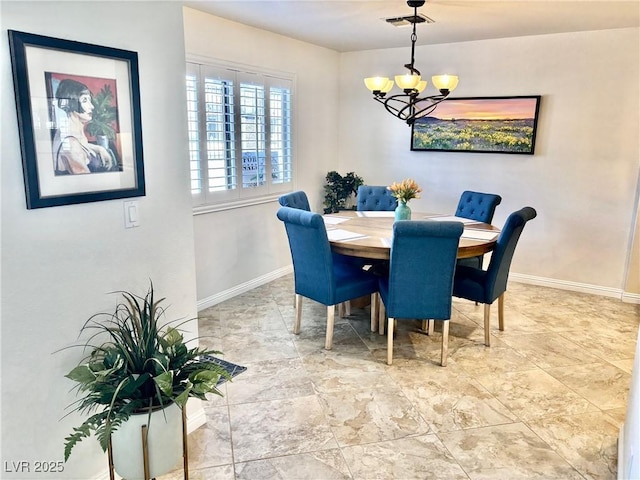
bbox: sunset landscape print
[411,96,541,154]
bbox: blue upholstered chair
[453,207,537,347]
[455,191,503,269]
[357,186,398,211]
[378,221,463,366]
[276,206,378,349]
[278,191,311,211]
[456,190,502,222]
[278,189,363,314]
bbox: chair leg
[378,302,386,335]
[483,303,491,347]
[338,302,345,318]
[345,301,351,317]
[370,293,379,332]
[387,316,395,365]
[498,293,505,331]
[419,319,434,335]
[440,321,449,367]
[325,305,335,350]
[293,294,303,334]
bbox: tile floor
[162,275,639,479]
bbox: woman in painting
[53,79,116,175]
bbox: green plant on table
[62,282,229,461]
[323,171,364,213]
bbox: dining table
[324,210,501,260]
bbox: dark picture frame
[8,30,145,209]
[411,96,541,155]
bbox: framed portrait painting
[411,96,541,155]
[8,30,145,209]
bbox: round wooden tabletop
[324,211,500,260]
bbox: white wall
[339,28,640,294]
[183,8,341,304]
[1,2,197,478]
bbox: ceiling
[182,0,640,52]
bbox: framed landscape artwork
[8,30,145,209]
[411,96,541,155]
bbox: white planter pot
[110,402,183,480]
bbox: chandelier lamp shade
[364,0,459,125]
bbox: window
[186,62,293,210]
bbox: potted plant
[62,282,229,479]
[323,171,364,213]
[86,84,118,147]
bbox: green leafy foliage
[86,85,118,140]
[323,171,364,214]
[62,282,230,461]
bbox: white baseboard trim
[196,267,640,310]
[510,273,640,303]
[197,265,293,311]
[622,291,640,304]
[93,405,207,480]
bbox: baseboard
[197,265,293,311]
[510,273,640,303]
[196,267,640,310]
[93,405,207,480]
[622,291,640,304]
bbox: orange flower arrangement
[387,178,422,204]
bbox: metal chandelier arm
[375,91,450,125]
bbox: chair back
[357,185,398,211]
[278,191,311,211]
[276,206,335,304]
[456,191,502,223]
[485,207,537,300]
[385,221,463,320]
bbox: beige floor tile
[526,412,619,479]
[439,422,584,479]
[557,326,638,361]
[317,385,430,446]
[292,321,372,357]
[229,396,338,463]
[302,350,392,393]
[498,332,603,368]
[341,434,469,480]
[180,276,639,479]
[452,342,539,376]
[390,366,518,433]
[235,450,352,480]
[218,329,299,364]
[609,358,635,374]
[545,362,631,410]
[474,369,599,421]
[183,405,233,469]
[158,463,235,480]
[225,357,315,405]
[603,408,626,426]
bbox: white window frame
[186,58,295,214]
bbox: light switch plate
[124,200,140,228]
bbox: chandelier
[364,0,459,125]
